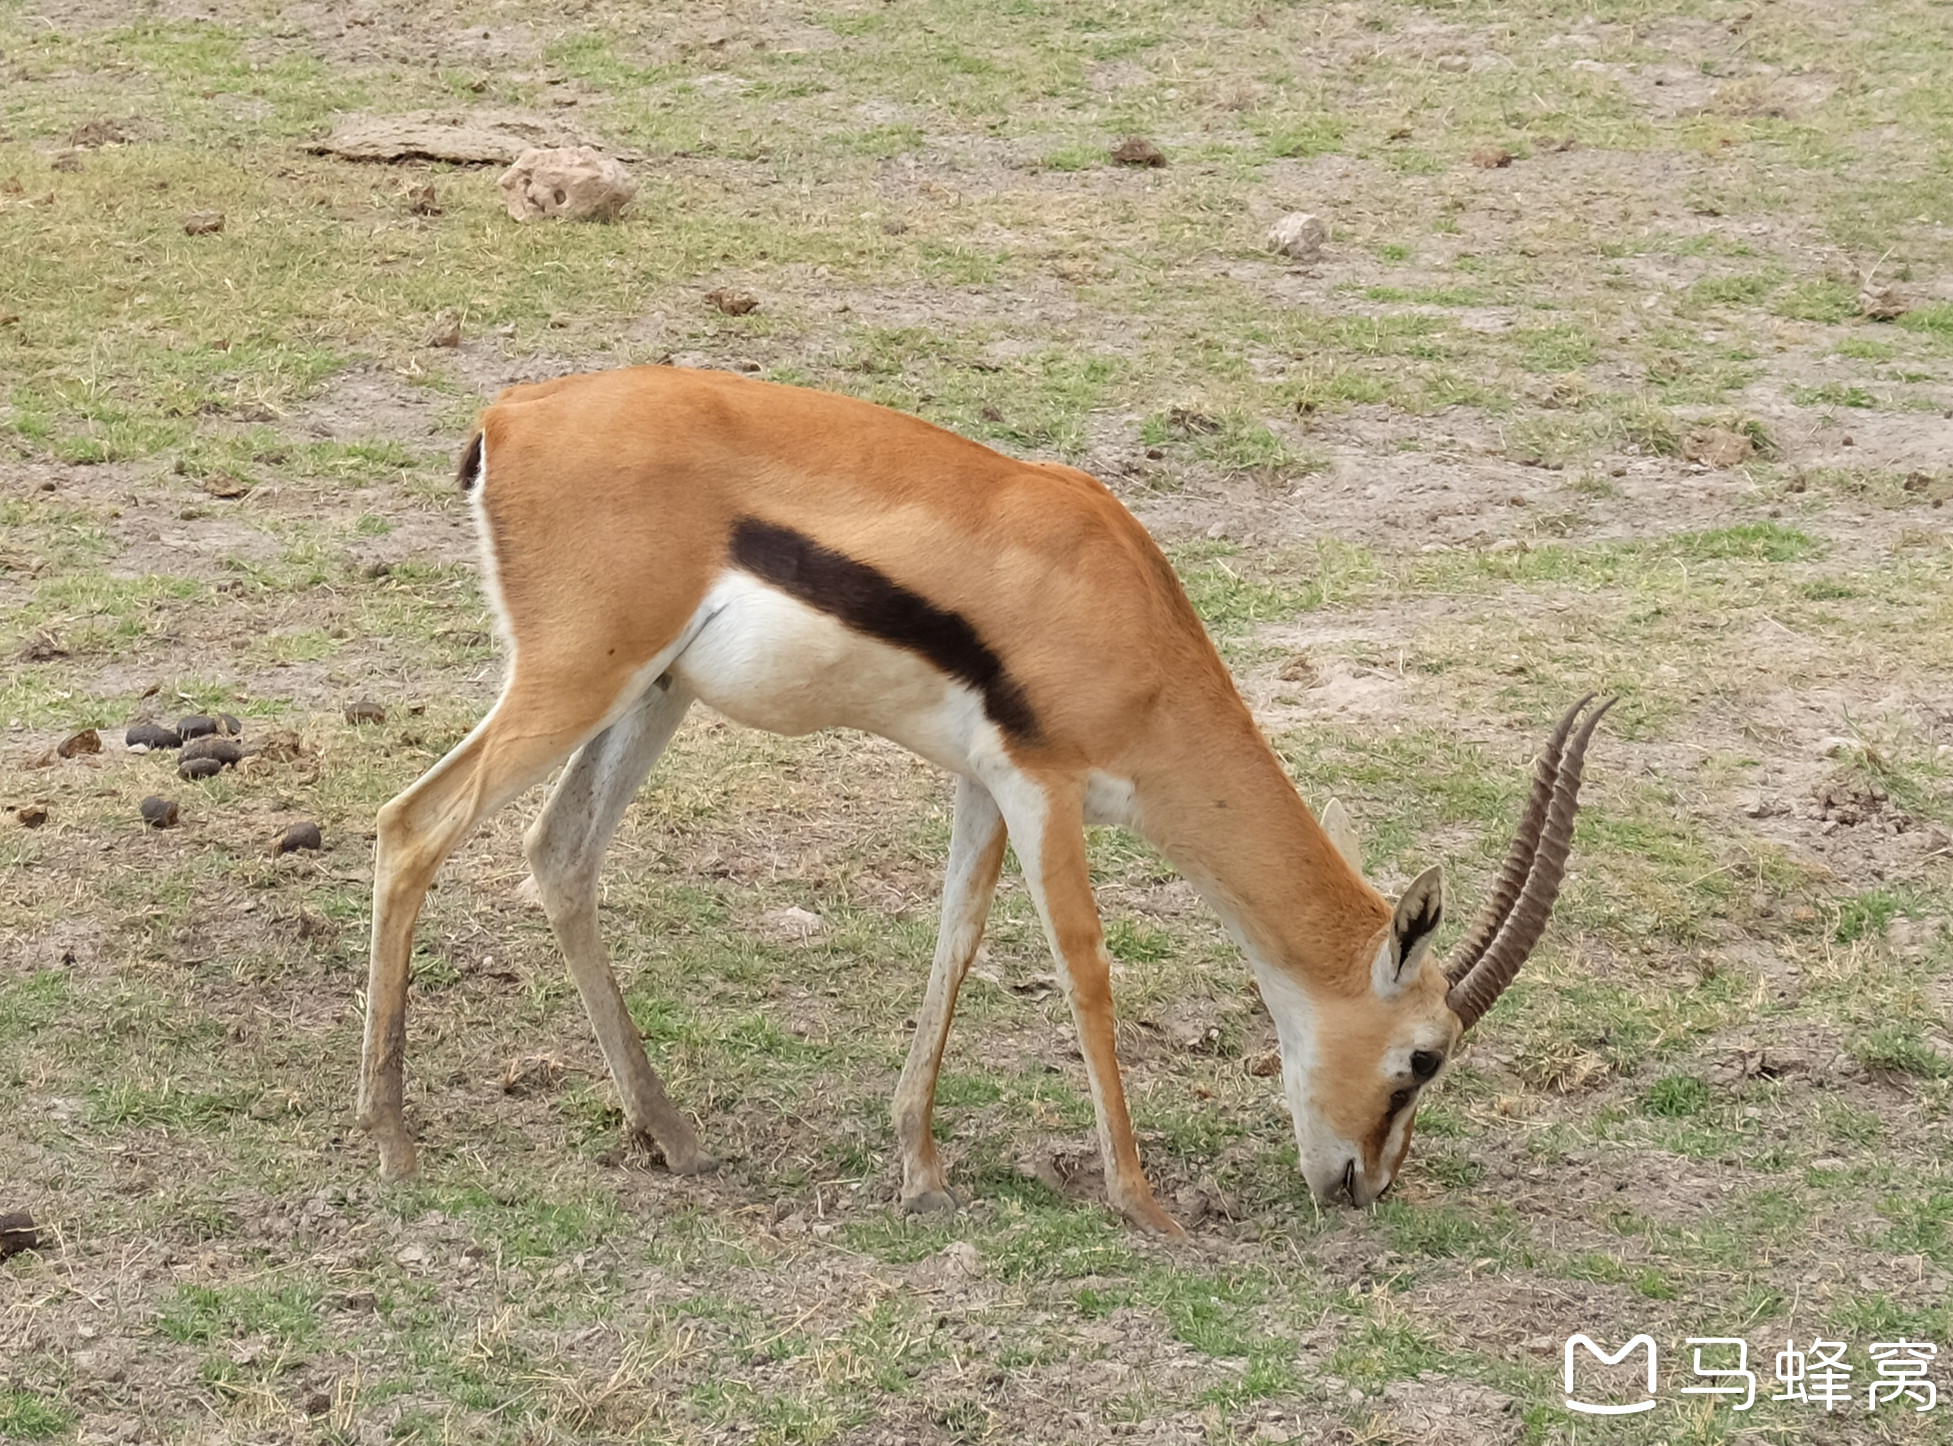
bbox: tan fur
[358,366,1444,1232]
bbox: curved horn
[1442,695,1594,985]
[1447,697,1617,1031]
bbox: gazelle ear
[1320,797,1362,873]
[1374,866,1444,998]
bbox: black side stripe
[457,430,484,492]
[728,517,1041,742]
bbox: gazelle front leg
[991,773,1183,1237]
[523,679,713,1173]
[893,774,1007,1213]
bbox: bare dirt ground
[4,0,1952,1443]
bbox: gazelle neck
[1129,693,1389,990]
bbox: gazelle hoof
[901,1188,960,1216]
[1119,1197,1186,1238]
[374,1132,419,1182]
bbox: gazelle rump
[358,365,1610,1234]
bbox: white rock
[1816,735,1856,758]
[497,146,637,222]
[763,905,824,940]
[1266,211,1327,262]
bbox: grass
[5,0,1953,1443]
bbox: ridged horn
[1447,697,1617,1032]
[1442,695,1594,986]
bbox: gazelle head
[1267,696,1616,1207]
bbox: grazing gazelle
[358,365,1611,1234]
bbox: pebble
[1266,211,1327,262]
[1110,136,1167,167]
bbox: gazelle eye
[1410,1050,1443,1080]
[1389,1088,1412,1113]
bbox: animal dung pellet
[274,821,323,855]
[181,735,242,767]
[344,700,387,725]
[180,711,243,738]
[15,804,48,828]
[56,728,101,758]
[140,795,180,828]
[124,720,182,751]
[0,1210,40,1260]
[178,757,224,781]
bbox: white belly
[669,572,996,774]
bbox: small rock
[344,700,387,725]
[181,735,242,767]
[705,287,759,316]
[201,473,252,499]
[1470,146,1514,169]
[762,905,824,941]
[425,314,462,348]
[395,1243,429,1267]
[178,757,224,781]
[123,720,182,751]
[182,210,225,235]
[16,804,49,828]
[1110,136,1167,167]
[1816,735,1856,758]
[140,796,179,829]
[1858,284,1907,321]
[1682,425,1755,469]
[18,631,67,662]
[1266,211,1327,262]
[1277,652,1316,684]
[57,728,102,758]
[0,1209,39,1259]
[497,145,636,222]
[274,821,323,855]
[1435,54,1471,72]
[1246,1049,1283,1078]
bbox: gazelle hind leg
[893,774,1007,1213]
[988,772,1183,1237]
[523,679,713,1173]
[360,673,637,1179]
